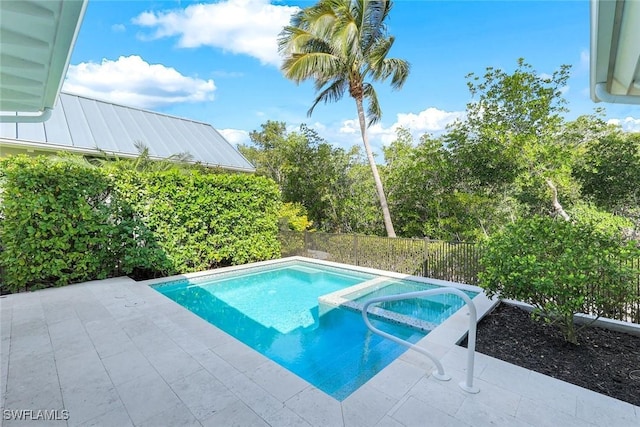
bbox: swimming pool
[152,259,474,400]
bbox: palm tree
[278,0,409,237]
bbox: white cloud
[111,23,126,33]
[607,117,640,132]
[133,0,300,66]
[340,119,358,134]
[63,55,216,109]
[395,108,464,133]
[219,128,250,146]
[339,107,464,146]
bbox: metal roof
[0,0,87,121]
[0,92,255,172]
[590,0,640,104]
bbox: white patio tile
[200,399,269,427]
[101,349,157,386]
[48,318,96,360]
[519,370,579,416]
[454,398,533,427]
[84,322,137,359]
[143,344,203,384]
[56,349,111,391]
[407,376,466,416]
[374,415,406,427]
[342,384,398,427]
[76,404,134,427]
[114,371,183,425]
[246,360,310,402]
[261,406,313,427]
[365,358,426,400]
[390,396,471,427]
[213,339,270,373]
[169,369,238,420]
[136,402,202,427]
[285,387,343,427]
[190,348,242,384]
[62,383,122,427]
[575,390,639,427]
[4,382,64,415]
[223,371,286,419]
[477,355,532,394]
[516,397,597,427]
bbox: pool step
[318,277,439,332]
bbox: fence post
[423,238,428,277]
[354,234,359,266]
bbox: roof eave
[590,0,640,104]
[0,0,88,122]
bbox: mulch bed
[461,303,640,407]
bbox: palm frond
[308,78,348,116]
[282,52,341,83]
[280,0,407,122]
[363,83,382,125]
[384,57,410,89]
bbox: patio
[1,276,638,427]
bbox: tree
[278,0,410,237]
[240,121,383,234]
[447,59,578,221]
[574,130,640,216]
[239,120,296,186]
[384,128,453,238]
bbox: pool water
[153,262,433,400]
[351,280,478,324]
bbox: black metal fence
[280,230,484,285]
[279,230,640,324]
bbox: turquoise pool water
[153,261,426,400]
[351,280,478,324]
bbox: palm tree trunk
[355,97,396,237]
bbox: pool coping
[140,256,498,401]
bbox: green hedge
[0,156,281,293]
[115,169,281,272]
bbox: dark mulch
[461,303,640,407]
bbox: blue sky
[65,0,640,155]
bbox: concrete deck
[1,276,638,426]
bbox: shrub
[0,156,170,292]
[114,169,282,272]
[0,156,281,292]
[479,215,640,344]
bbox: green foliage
[0,156,170,292]
[0,155,281,292]
[568,203,634,237]
[384,129,450,238]
[114,170,282,271]
[242,122,383,235]
[479,216,640,343]
[279,202,313,231]
[574,131,640,214]
[448,59,579,217]
[239,121,293,186]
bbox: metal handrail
[361,287,479,393]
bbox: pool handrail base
[361,287,479,393]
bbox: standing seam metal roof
[0,92,255,172]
